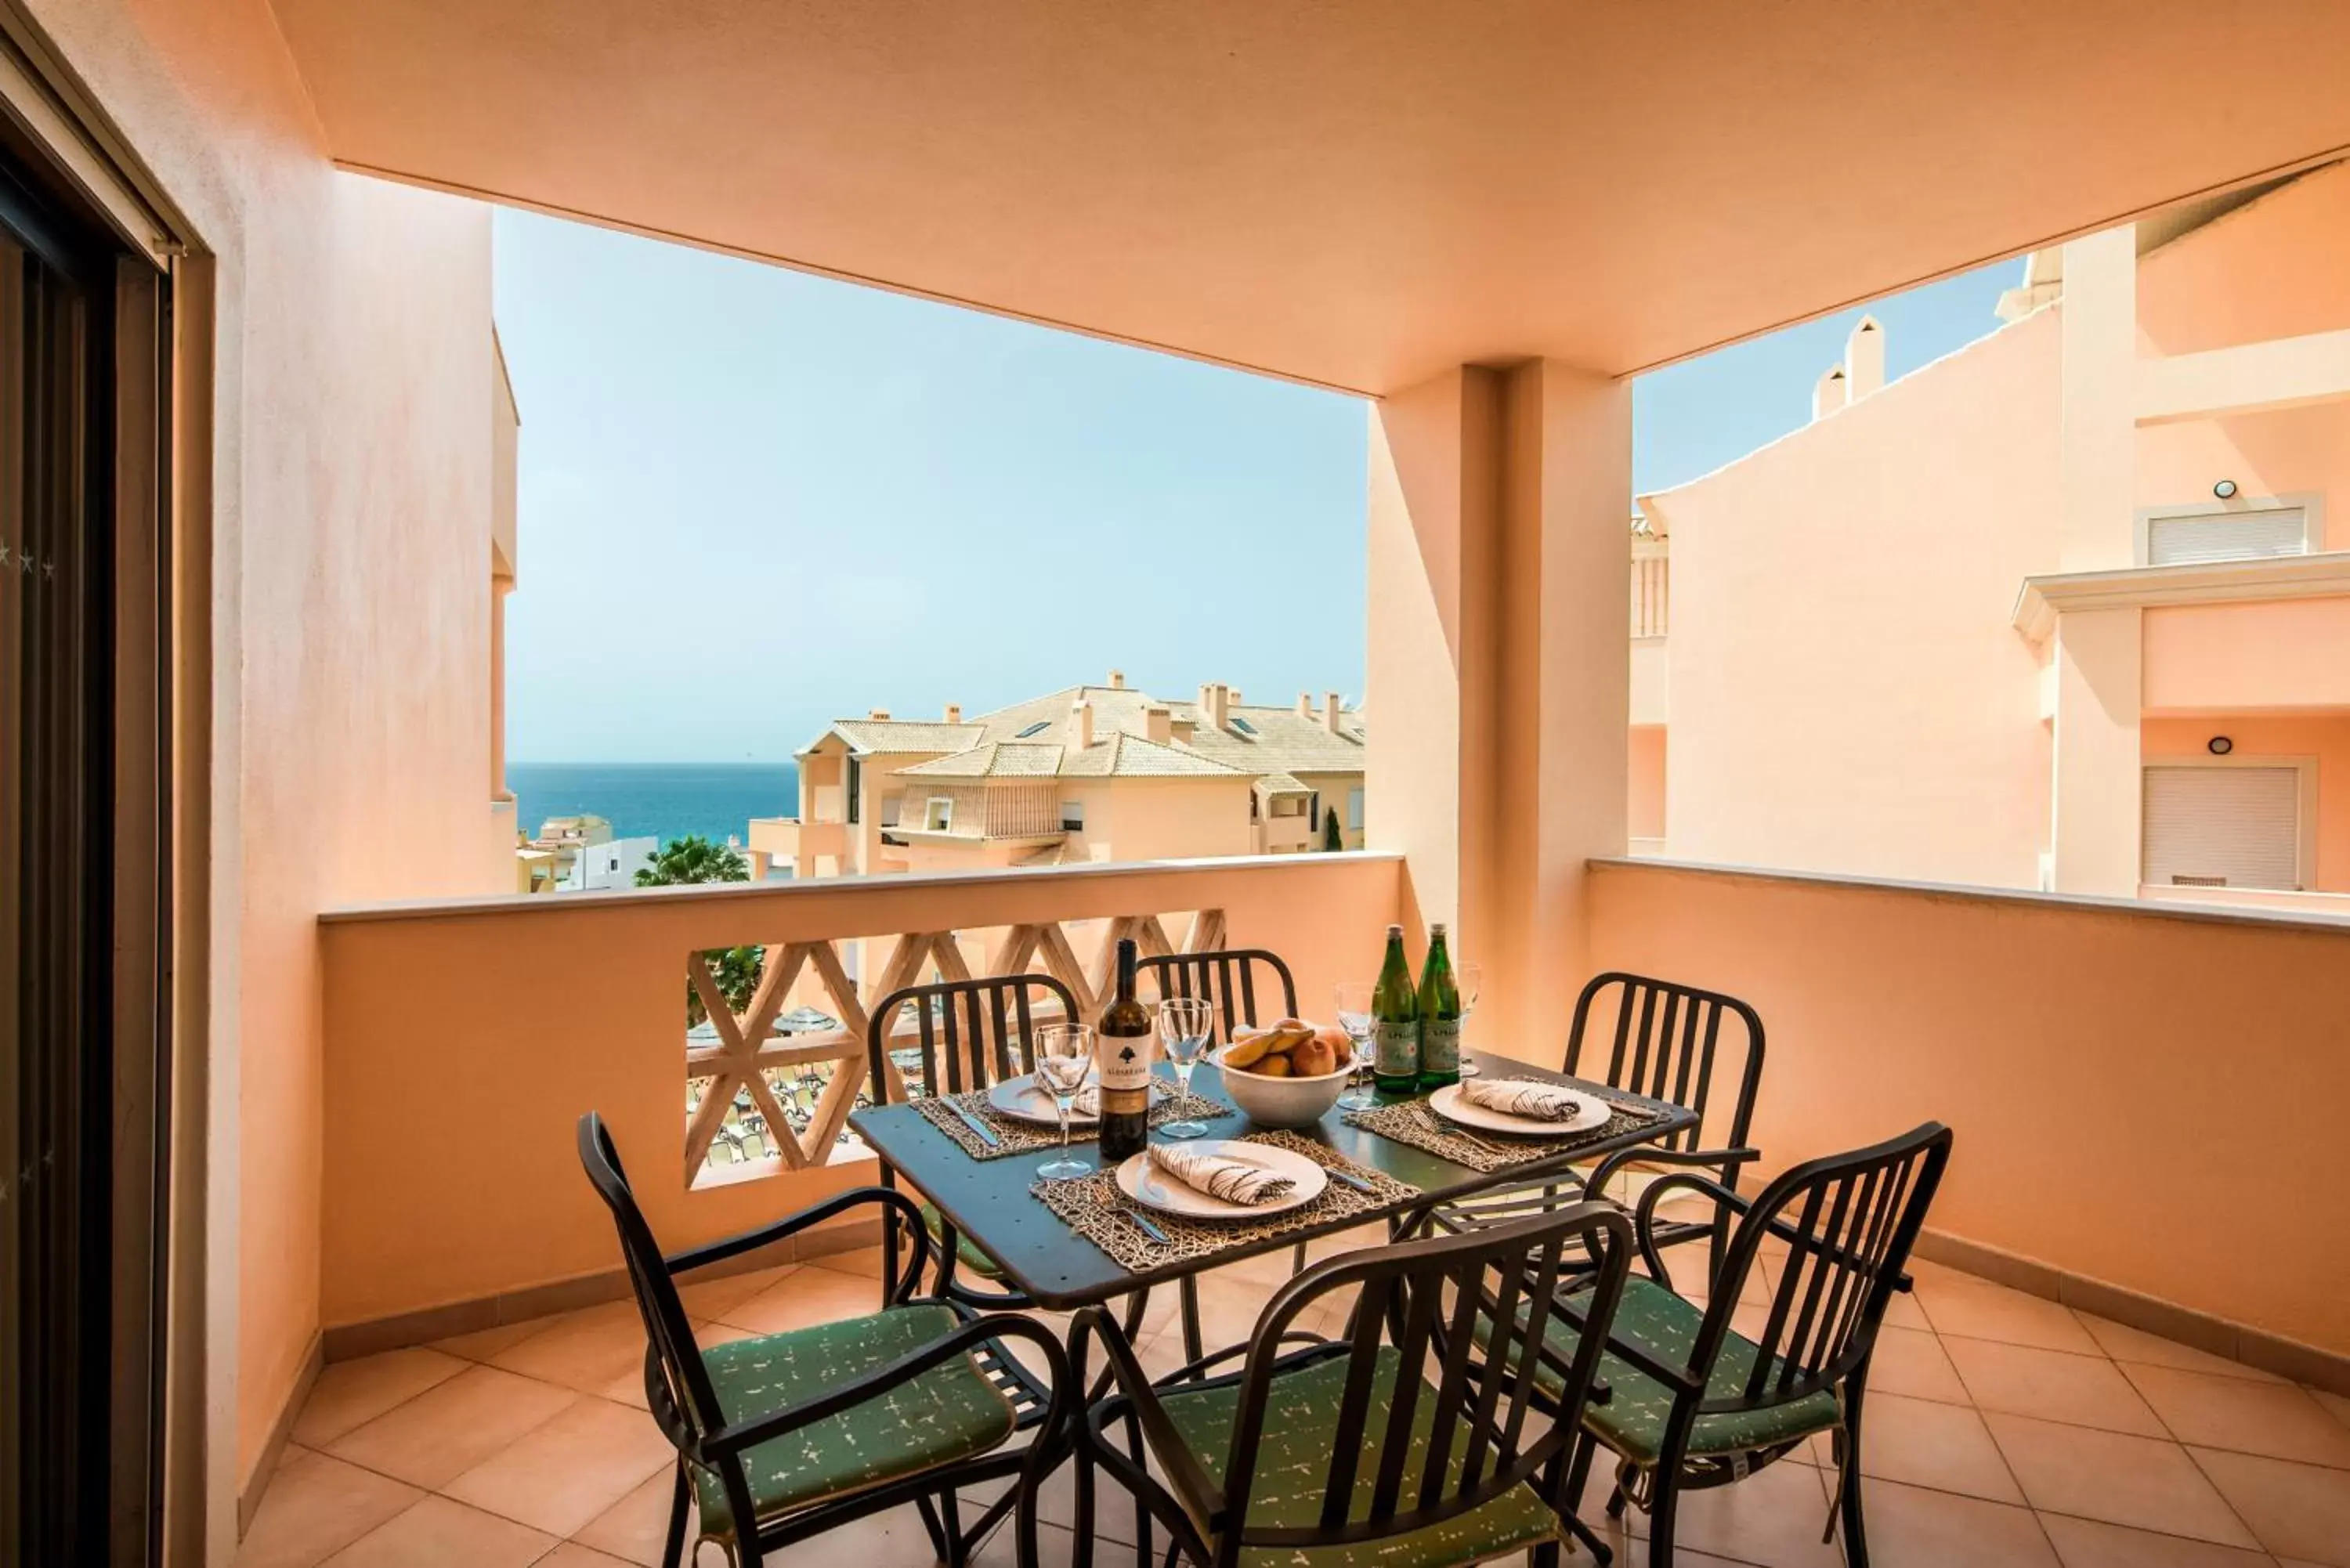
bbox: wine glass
[1454,961,1487,1078]
[1034,1023,1094,1180]
[1332,981,1379,1111]
[1155,998,1214,1140]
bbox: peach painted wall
[316,855,1404,1328]
[1586,858,2350,1357]
[1650,309,2060,889]
[2135,166,2350,538]
[2142,715,2350,891]
[2142,598,2350,714]
[1627,726,1666,840]
[30,0,508,1509]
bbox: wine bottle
[1417,923,1461,1090]
[1095,937,1153,1161]
[1372,924,1420,1097]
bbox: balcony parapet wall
[316,853,1404,1342]
[1586,854,2350,1377]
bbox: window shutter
[2145,508,2307,566]
[2141,766,2302,891]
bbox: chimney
[1072,699,1094,750]
[1844,315,1885,399]
[1228,688,1242,705]
[944,703,962,724]
[1106,669,1126,690]
[1323,692,1343,734]
[1296,692,1314,718]
[1812,365,1847,421]
[1199,682,1231,730]
[869,707,891,721]
[1144,704,1173,743]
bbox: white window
[2142,764,2309,891]
[1060,800,1084,831]
[880,792,903,827]
[1347,786,1365,830]
[924,797,954,832]
[2137,501,2313,567]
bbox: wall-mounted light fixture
[2208,735,2234,756]
[2213,479,2240,500]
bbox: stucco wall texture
[28,0,504,1505]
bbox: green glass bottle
[1416,923,1461,1090]
[1371,924,1421,1097]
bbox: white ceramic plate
[1430,1081,1610,1136]
[1115,1140,1328,1222]
[985,1075,1164,1127]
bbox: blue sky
[495,211,2016,761]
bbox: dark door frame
[0,90,173,1568]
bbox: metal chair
[1499,1122,1954,1568]
[1136,947,1316,1353]
[1134,948,1298,1045]
[576,1112,1070,1568]
[1426,970,1766,1282]
[863,973,1172,1398]
[1072,1201,1636,1568]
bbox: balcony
[748,816,849,863]
[237,849,2350,1566]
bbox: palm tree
[640,835,762,1021]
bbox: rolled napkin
[1146,1143,1296,1205]
[1459,1077,1593,1122]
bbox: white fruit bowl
[1209,1044,1355,1129]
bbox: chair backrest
[1564,971,1766,1157]
[1684,1122,1952,1424]
[864,972,1081,1104]
[575,1113,725,1455]
[1217,1202,1632,1563]
[1134,948,1297,1047]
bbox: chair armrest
[664,1185,931,1300]
[1627,1173,1911,1297]
[1154,1331,1335,1388]
[1072,1306,1227,1526]
[1539,1286,1705,1397]
[707,1310,1066,1459]
[1581,1144,1762,1207]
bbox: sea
[508,761,800,849]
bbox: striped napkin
[1147,1143,1296,1205]
[1459,1078,1592,1122]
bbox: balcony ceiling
[267,0,2350,394]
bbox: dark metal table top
[848,1050,1697,1311]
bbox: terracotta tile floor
[240,1246,2350,1567]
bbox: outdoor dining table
[848,1047,1700,1362]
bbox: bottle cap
[1430,922,1448,936]
[1386,923,1404,937]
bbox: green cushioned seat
[920,1201,1005,1280]
[691,1304,1015,1540]
[1153,1347,1564,1568]
[1505,1276,1841,1468]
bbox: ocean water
[508,761,800,849]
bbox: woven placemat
[1342,1093,1668,1174]
[913,1085,1232,1162]
[1031,1131,1421,1273]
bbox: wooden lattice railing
[682,907,1227,1183]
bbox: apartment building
[750,672,1367,877]
[1632,165,2350,914]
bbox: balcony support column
[1367,362,1630,1049]
[2049,605,2143,896]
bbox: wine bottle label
[1097,1029,1152,1093]
[1422,1017,1461,1075]
[1373,1019,1419,1078]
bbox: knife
[1324,1167,1376,1194]
[1120,1206,1172,1245]
[947,1100,1002,1149]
